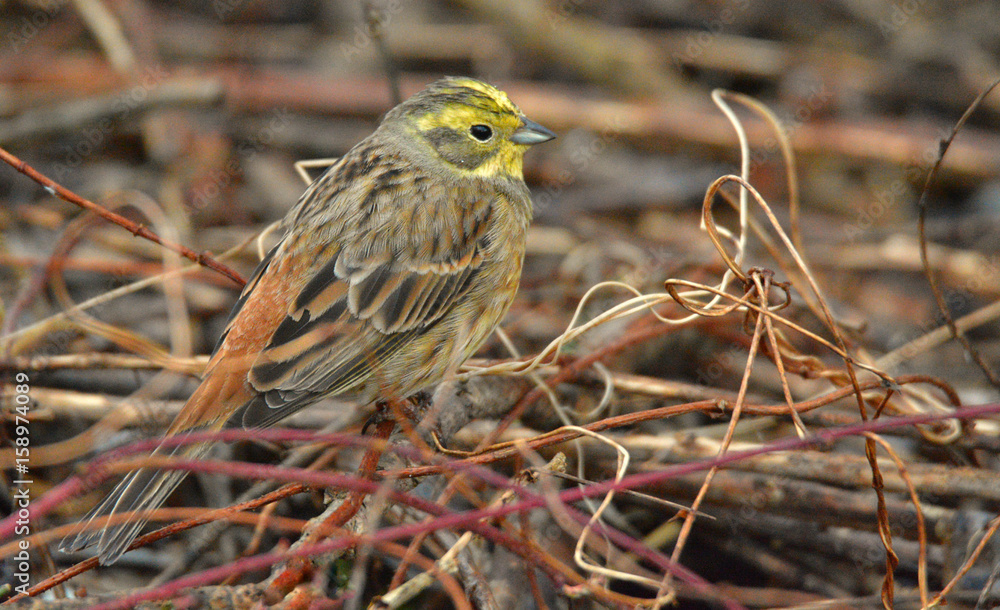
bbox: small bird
[61,77,555,565]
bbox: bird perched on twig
[62,76,555,565]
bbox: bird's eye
[469,124,493,142]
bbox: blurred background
[3,1,1000,608]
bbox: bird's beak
[510,117,556,145]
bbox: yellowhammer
[62,76,555,565]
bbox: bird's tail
[59,441,210,565]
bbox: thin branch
[0,145,246,288]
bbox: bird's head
[385,77,555,178]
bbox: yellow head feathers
[384,77,555,177]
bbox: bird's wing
[178,161,496,432]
